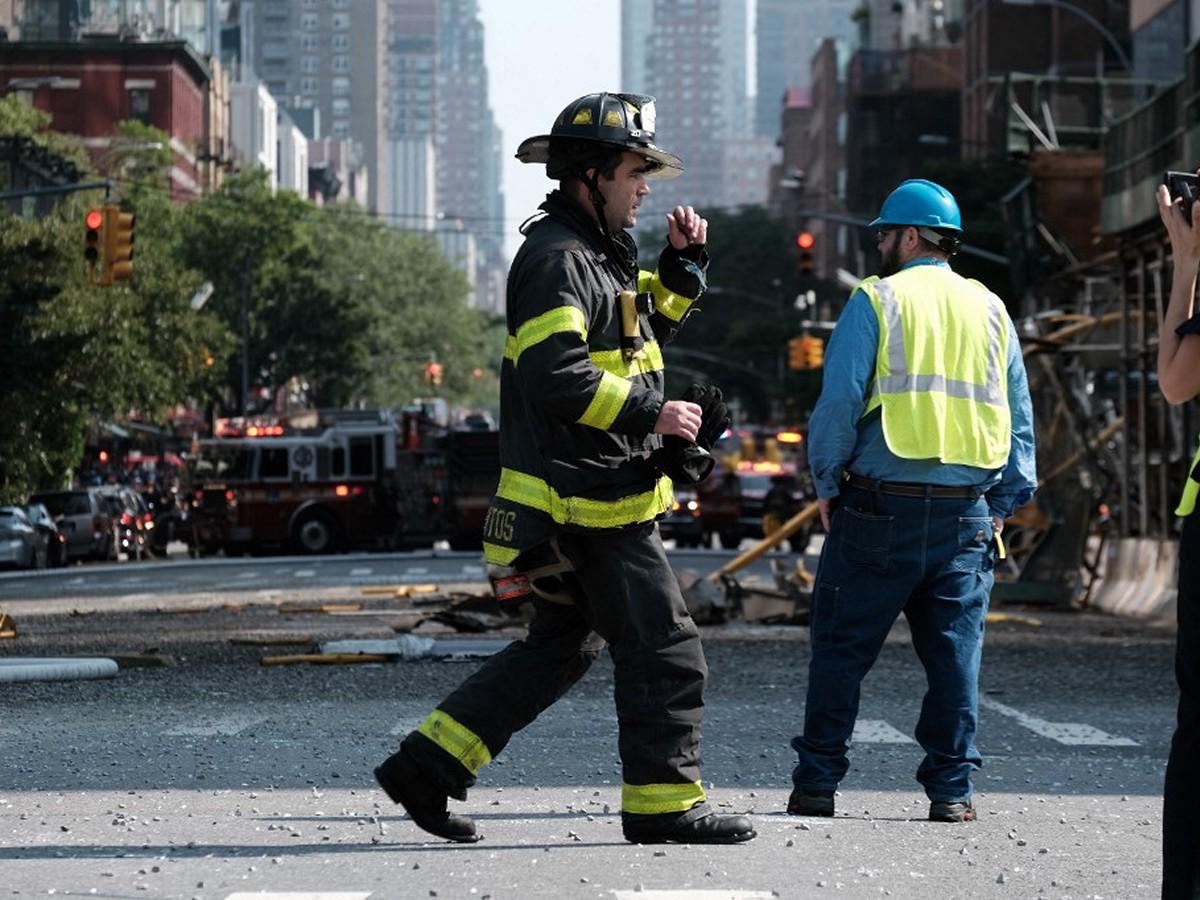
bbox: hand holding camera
[1160,170,1200,267]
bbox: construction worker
[1154,178,1200,900]
[373,92,755,846]
[789,179,1037,822]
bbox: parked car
[0,506,47,569]
[24,502,68,568]
[27,489,117,562]
[98,486,149,561]
[697,463,810,551]
[660,487,705,548]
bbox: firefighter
[790,179,1037,822]
[1154,178,1200,900]
[373,92,756,846]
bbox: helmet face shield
[516,92,683,180]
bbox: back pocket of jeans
[837,506,893,573]
[952,517,994,573]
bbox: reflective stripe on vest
[494,467,674,530]
[416,709,492,776]
[861,271,1011,468]
[621,780,707,815]
[1176,442,1200,517]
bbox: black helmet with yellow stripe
[516,92,682,180]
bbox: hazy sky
[476,0,620,261]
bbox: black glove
[653,383,730,486]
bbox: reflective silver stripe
[872,278,1005,407]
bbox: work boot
[928,799,976,823]
[374,750,480,843]
[787,788,835,817]
[622,802,757,845]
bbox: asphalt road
[0,551,1180,899]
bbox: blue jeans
[792,484,995,803]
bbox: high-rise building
[384,0,436,230]
[242,0,387,214]
[625,0,749,217]
[434,0,504,312]
[754,0,856,136]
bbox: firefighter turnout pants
[400,521,710,815]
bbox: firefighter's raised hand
[666,205,707,250]
[654,400,703,442]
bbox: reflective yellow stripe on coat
[493,468,674,530]
[1177,442,1200,516]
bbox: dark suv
[27,489,117,562]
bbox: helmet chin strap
[579,165,619,257]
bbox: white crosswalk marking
[350,567,373,576]
[224,894,371,900]
[293,569,316,578]
[165,714,264,737]
[406,567,428,574]
[611,892,777,899]
[853,719,915,744]
[981,696,1139,746]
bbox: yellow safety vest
[1177,442,1200,516]
[858,266,1011,468]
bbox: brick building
[0,38,227,200]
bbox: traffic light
[424,361,444,387]
[104,204,135,283]
[796,231,815,275]
[788,335,807,370]
[805,336,825,369]
[84,208,104,278]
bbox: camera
[1164,171,1200,225]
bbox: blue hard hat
[869,179,962,232]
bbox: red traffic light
[85,209,104,230]
[796,231,815,250]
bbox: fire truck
[185,408,499,556]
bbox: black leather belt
[844,472,980,499]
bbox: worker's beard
[879,242,903,278]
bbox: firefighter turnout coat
[482,191,707,567]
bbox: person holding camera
[1154,177,1200,900]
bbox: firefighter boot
[374,750,481,843]
[622,802,757,845]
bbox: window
[348,437,374,477]
[332,55,350,72]
[332,0,350,7]
[331,446,346,477]
[332,76,351,96]
[333,120,351,137]
[301,34,319,50]
[332,12,350,29]
[332,34,349,51]
[301,13,318,30]
[332,98,351,117]
[301,0,317,6]
[259,447,289,480]
[301,77,319,95]
[128,88,151,124]
[301,56,319,73]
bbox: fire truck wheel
[293,509,340,555]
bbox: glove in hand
[654,383,730,485]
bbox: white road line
[853,719,915,744]
[165,714,264,737]
[224,894,371,900]
[611,892,777,899]
[293,569,316,578]
[238,571,258,578]
[980,697,1139,746]
[119,576,148,584]
[460,564,484,574]
[406,567,428,575]
[350,567,373,576]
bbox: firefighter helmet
[516,92,683,180]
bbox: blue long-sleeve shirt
[807,258,1037,519]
